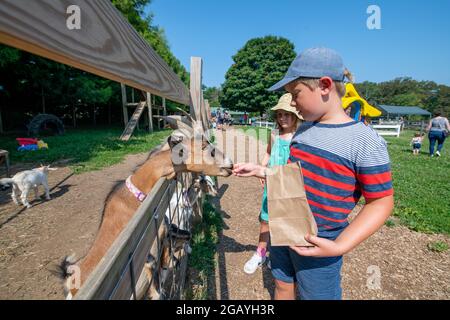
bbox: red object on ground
[16,138,38,146]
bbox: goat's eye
[211,148,216,157]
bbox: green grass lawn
[384,130,449,235]
[0,127,171,174]
[236,126,450,235]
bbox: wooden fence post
[190,57,203,122]
[162,97,167,128]
[121,84,128,128]
[0,104,3,134]
[147,92,153,133]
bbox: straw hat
[271,93,304,120]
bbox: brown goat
[62,114,232,299]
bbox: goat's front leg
[11,185,19,205]
[43,180,51,200]
[21,186,31,208]
[34,186,41,200]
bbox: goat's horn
[154,115,193,132]
[176,107,195,123]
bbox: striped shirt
[288,121,393,239]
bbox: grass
[237,126,450,235]
[384,130,449,235]
[0,127,171,174]
[427,241,449,253]
[185,196,222,300]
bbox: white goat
[0,165,56,208]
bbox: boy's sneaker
[436,151,441,157]
[244,252,266,274]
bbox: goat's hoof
[46,197,51,200]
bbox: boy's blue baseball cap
[268,47,346,92]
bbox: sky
[147,0,450,88]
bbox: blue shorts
[413,143,421,149]
[269,245,343,300]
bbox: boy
[233,48,394,300]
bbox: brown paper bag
[267,162,318,246]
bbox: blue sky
[148,0,450,88]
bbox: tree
[111,0,189,86]
[220,36,296,115]
[203,87,222,109]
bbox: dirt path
[209,128,450,300]
[0,153,150,299]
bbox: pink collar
[126,176,146,202]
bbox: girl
[244,93,303,274]
[411,132,424,155]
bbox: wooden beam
[121,83,128,128]
[162,97,167,129]
[0,0,190,105]
[0,104,3,134]
[120,101,146,141]
[203,99,211,132]
[147,92,153,133]
[189,57,202,122]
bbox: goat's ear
[168,134,183,149]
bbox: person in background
[411,132,425,155]
[426,112,450,157]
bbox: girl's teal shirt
[260,135,291,222]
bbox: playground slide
[342,83,381,120]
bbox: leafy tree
[203,87,222,109]
[220,36,296,115]
[111,0,189,86]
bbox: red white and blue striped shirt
[288,121,393,239]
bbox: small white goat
[165,174,217,234]
[0,165,57,208]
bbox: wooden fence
[0,0,211,299]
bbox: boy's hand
[232,163,265,178]
[290,235,345,258]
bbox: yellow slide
[342,83,381,117]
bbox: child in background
[244,93,303,274]
[411,132,425,155]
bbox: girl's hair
[296,68,354,97]
[434,111,442,117]
[414,132,421,137]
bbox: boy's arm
[291,195,393,257]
